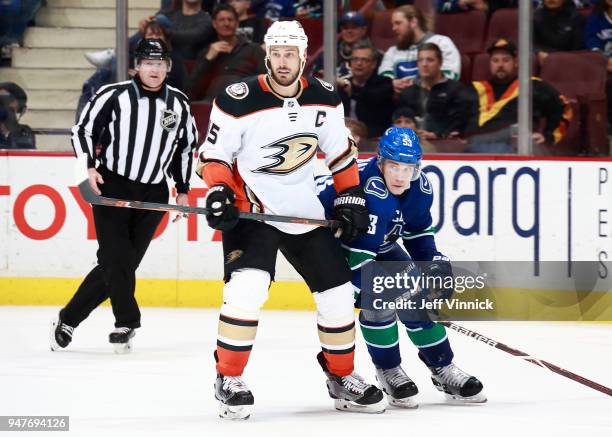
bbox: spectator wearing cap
[188,4,266,102]
[379,5,461,96]
[336,41,394,138]
[0,82,35,149]
[392,107,417,129]
[312,11,377,78]
[534,0,585,65]
[397,42,470,140]
[390,107,435,152]
[464,39,572,153]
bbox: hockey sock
[216,311,259,376]
[405,322,454,367]
[358,311,401,370]
[318,320,356,377]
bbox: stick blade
[77,179,97,204]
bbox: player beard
[271,68,300,86]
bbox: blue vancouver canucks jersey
[316,157,438,289]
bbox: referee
[51,39,197,353]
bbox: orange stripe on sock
[323,350,355,377]
[216,345,252,376]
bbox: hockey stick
[439,321,612,397]
[77,181,341,228]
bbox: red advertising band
[439,321,612,397]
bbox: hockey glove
[421,254,454,300]
[333,186,369,243]
[205,184,239,231]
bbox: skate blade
[49,320,62,352]
[388,395,419,409]
[334,398,386,414]
[219,403,251,420]
[444,392,487,404]
[113,341,133,354]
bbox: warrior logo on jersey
[226,82,249,99]
[254,133,318,175]
[315,77,334,92]
[160,109,178,131]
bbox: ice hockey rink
[1,307,611,437]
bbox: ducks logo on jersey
[254,133,318,175]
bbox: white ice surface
[1,307,611,437]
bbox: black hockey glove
[205,184,239,231]
[421,254,454,300]
[333,186,369,243]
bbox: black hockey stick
[439,321,612,397]
[77,181,341,228]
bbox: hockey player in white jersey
[196,21,385,419]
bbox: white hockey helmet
[264,20,308,85]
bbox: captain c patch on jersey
[253,133,318,175]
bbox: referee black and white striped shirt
[72,76,197,193]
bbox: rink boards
[1,151,612,318]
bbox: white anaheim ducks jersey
[198,74,356,234]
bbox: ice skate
[317,352,385,413]
[428,362,487,403]
[50,317,74,351]
[109,327,136,354]
[214,373,254,420]
[375,365,419,408]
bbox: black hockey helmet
[134,38,171,71]
[135,38,170,61]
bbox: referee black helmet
[134,38,172,72]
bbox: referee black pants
[60,168,168,329]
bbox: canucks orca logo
[315,77,334,92]
[364,176,388,199]
[254,133,318,175]
[419,173,432,194]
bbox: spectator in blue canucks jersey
[378,5,461,96]
[316,127,486,407]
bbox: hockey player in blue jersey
[316,127,486,407]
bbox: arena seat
[539,51,608,154]
[460,53,471,85]
[485,8,518,48]
[434,10,487,55]
[369,10,395,52]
